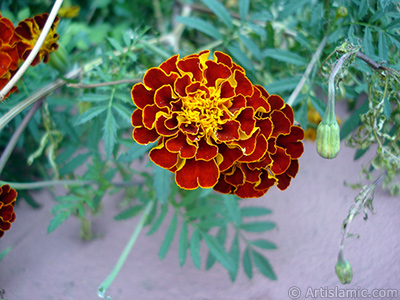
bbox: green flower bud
[49,43,69,74]
[335,258,353,284]
[335,6,348,19]
[316,119,340,159]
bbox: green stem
[98,200,154,298]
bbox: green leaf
[378,32,389,62]
[179,220,189,267]
[107,37,125,54]
[384,18,400,31]
[264,77,300,94]
[114,205,144,220]
[186,206,215,218]
[354,147,370,160]
[159,212,178,260]
[48,210,71,234]
[240,221,276,232]
[176,16,223,40]
[340,100,369,140]
[117,142,155,162]
[238,33,262,59]
[103,109,119,158]
[153,165,172,204]
[309,95,326,117]
[239,0,250,21]
[357,0,369,20]
[240,206,272,217]
[75,105,107,125]
[190,229,202,269]
[383,96,392,119]
[252,250,277,280]
[0,246,12,262]
[202,232,234,272]
[226,44,255,72]
[147,204,168,235]
[112,103,132,124]
[59,152,91,177]
[223,194,241,225]
[228,233,240,282]
[78,93,110,102]
[363,27,374,58]
[200,0,233,29]
[206,226,227,270]
[279,0,310,19]
[263,49,307,66]
[250,239,278,250]
[242,247,253,279]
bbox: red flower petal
[256,118,273,139]
[133,127,159,145]
[236,107,255,136]
[177,56,203,82]
[241,164,262,183]
[276,126,305,159]
[215,120,240,142]
[166,132,197,159]
[0,53,12,77]
[239,133,268,162]
[218,144,243,172]
[270,146,291,175]
[175,159,219,189]
[270,110,291,137]
[213,176,234,194]
[282,104,294,125]
[255,171,276,190]
[143,104,166,129]
[267,94,285,111]
[214,51,233,68]
[225,165,244,186]
[236,130,258,155]
[155,115,179,136]
[149,143,179,169]
[174,74,191,97]
[235,182,266,198]
[179,123,199,135]
[159,54,179,75]
[154,84,176,108]
[220,81,235,99]
[131,83,154,109]
[196,138,218,161]
[144,67,178,91]
[229,95,246,113]
[131,109,143,127]
[204,61,231,88]
[234,70,254,97]
[255,85,270,99]
[247,86,270,113]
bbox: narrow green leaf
[252,250,277,280]
[75,105,107,125]
[354,147,370,160]
[238,33,262,59]
[0,246,12,262]
[48,211,71,234]
[357,0,369,20]
[200,0,233,29]
[202,232,234,272]
[117,142,155,162]
[378,32,389,62]
[226,44,255,72]
[383,96,392,119]
[103,109,119,158]
[228,233,240,282]
[206,226,226,270]
[59,152,91,177]
[241,206,272,217]
[78,93,110,102]
[114,205,144,220]
[264,77,300,94]
[250,239,278,250]
[153,165,172,204]
[190,229,201,269]
[107,37,124,54]
[309,95,326,117]
[279,0,310,19]
[263,49,307,66]
[239,0,250,21]
[363,27,374,58]
[186,206,215,218]
[112,103,132,124]
[176,16,223,40]
[340,100,369,140]
[147,204,168,235]
[242,247,253,279]
[159,212,178,260]
[198,217,226,229]
[179,220,189,267]
[384,18,400,31]
[240,221,276,232]
[223,194,241,225]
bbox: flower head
[14,13,60,66]
[131,51,304,198]
[0,184,17,238]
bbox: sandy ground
[0,140,399,300]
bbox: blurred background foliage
[0,0,399,283]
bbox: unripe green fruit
[335,258,353,284]
[316,120,340,159]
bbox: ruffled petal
[175,159,219,189]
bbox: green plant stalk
[98,200,154,298]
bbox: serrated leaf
[279,0,310,19]
[153,165,172,204]
[206,226,227,270]
[252,250,277,280]
[186,206,215,218]
[179,220,188,267]
[357,0,369,20]
[159,212,178,260]
[378,32,389,62]
[384,18,400,31]
[112,103,132,124]
[48,211,71,234]
[117,142,155,162]
[147,204,168,235]
[200,0,233,29]
[103,109,119,158]
[228,234,240,282]
[238,33,262,59]
[226,44,255,72]
[202,232,234,272]
[59,152,91,177]
[241,206,272,217]
[250,239,277,250]
[107,37,124,54]
[75,105,107,125]
[114,205,144,220]
[240,221,276,232]
[263,49,307,66]
[78,93,110,102]
[239,0,250,21]
[264,77,300,94]
[242,247,253,279]
[340,100,369,140]
[223,194,241,225]
[363,27,374,57]
[190,229,201,269]
[176,16,223,40]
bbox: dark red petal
[241,164,262,183]
[0,205,14,221]
[225,166,244,186]
[174,74,191,97]
[179,123,199,135]
[143,104,164,129]
[229,95,246,113]
[255,171,276,190]
[234,70,253,97]
[214,51,233,68]
[267,137,277,154]
[196,138,218,161]
[175,159,219,189]
[166,132,197,159]
[235,182,266,198]
[218,144,243,172]
[143,67,178,91]
[0,185,16,205]
[0,53,11,77]
[155,115,179,136]
[132,127,159,145]
[287,159,299,178]
[204,61,231,88]
[220,81,235,99]
[131,83,154,109]
[236,107,255,136]
[0,220,11,231]
[276,173,291,191]
[165,114,179,130]
[247,86,270,113]
[276,126,304,159]
[238,134,268,162]
[268,94,285,111]
[247,156,272,170]
[257,118,273,139]
[159,54,179,75]
[177,56,203,82]
[213,175,234,194]
[282,104,294,125]
[236,130,258,155]
[131,109,143,127]
[149,144,178,169]
[255,85,270,99]
[271,110,291,137]
[215,120,240,142]
[154,85,176,109]
[270,146,291,175]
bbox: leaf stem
[98,200,154,299]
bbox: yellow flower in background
[58,5,80,18]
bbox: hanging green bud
[48,43,69,74]
[335,258,353,284]
[316,117,340,159]
[335,6,348,19]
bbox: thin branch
[68,78,140,89]
[287,36,328,106]
[0,0,64,101]
[355,52,382,71]
[0,99,44,176]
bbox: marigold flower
[0,184,17,238]
[14,13,60,66]
[131,51,304,198]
